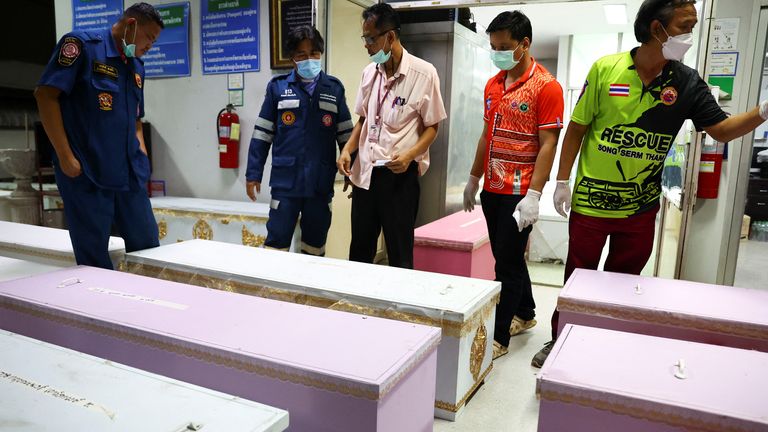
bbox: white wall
[682,0,763,284]
[54,0,281,203]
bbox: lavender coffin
[538,324,768,431]
[0,266,440,432]
[557,269,768,352]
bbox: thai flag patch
[609,84,630,97]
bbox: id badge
[369,120,381,143]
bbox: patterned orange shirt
[483,60,564,195]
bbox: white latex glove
[553,180,572,218]
[760,100,768,121]
[463,175,481,212]
[514,189,541,232]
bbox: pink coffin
[557,269,768,352]
[0,266,440,432]
[538,324,768,432]
[414,211,494,280]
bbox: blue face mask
[296,58,322,79]
[490,45,522,71]
[122,22,137,58]
[369,48,391,64]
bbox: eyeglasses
[292,51,323,62]
[361,29,393,45]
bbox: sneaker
[509,316,537,336]
[531,340,556,368]
[492,340,509,360]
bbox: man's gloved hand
[463,175,481,212]
[553,180,571,218]
[514,189,541,232]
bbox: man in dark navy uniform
[35,3,164,269]
[246,26,353,255]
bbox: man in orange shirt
[463,11,564,359]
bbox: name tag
[93,62,118,80]
[277,99,300,109]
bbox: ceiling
[470,0,644,59]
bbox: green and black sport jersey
[571,48,727,218]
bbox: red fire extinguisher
[697,137,725,199]
[217,104,240,168]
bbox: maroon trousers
[550,205,659,339]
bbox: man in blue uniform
[246,26,353,255]
[35,3,163,269]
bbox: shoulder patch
[58,37,82,67]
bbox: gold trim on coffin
[0,300,440,401]
[434,362,493,413]
[121,261,501,339]
[192,219,213,240]
[539,388,748,432]
[152,208,269,224]
[242,226,266,247]
[0,244,75,264]
[558,298,768,341]
[469,324,487,382]
[157,220,167,240]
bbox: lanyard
[374,70,393,123]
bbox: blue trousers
[265,194,332,255]
[55,167,159,269]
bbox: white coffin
[0,221,124,267]
[151,196,300,251]
[0,329,289,431]
[537,324,768,431]
[0,256,63,281]
[123,239,501,420]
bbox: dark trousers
[480,190,534,347]
[55,167,159,270]
[349,163,419,269]
[265,194,332,255]
[549,206,659,339]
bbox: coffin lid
[0,221,124,264]
[125,240,501,328]
[0,256,61,282]
[538,325,768,431]
[0,266,441,401]
[0,330,289,431]
[151,196,271,219]
[414,211,489,251]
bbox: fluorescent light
[604,4,628,25]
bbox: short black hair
[286,26,325,57]
[362,3,401,38]
[486,11,532,43]
[124,2,164,29]
[634,0,696,43]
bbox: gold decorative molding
[220,218,230,225]
[0,244,74,264]
[192,219,213,240]
[152,208,268,224]
[121,262,500,339]
[558,298,768,341]
[469,324,487,382]
[242,226,266,247]
[539,387,745,432]
[434,362,493,413]
[157,219,167,240]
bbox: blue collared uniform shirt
[246,70,353,198]
[38,29,149,191]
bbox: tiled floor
[734,238,768,290]
[434,284,561,432]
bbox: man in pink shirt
[337,3,447,268]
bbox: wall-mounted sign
[144,2,190,78]
[201,0,260,75]
[72,0,123,31]
[269,0,312,69]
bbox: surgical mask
[296,59,322,79]
[122,22,137,58]
[369,36,392,64]
[490,45,522,71]
[659,27,693,62]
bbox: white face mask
[659,26,693,62]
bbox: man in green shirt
[532,0,768,368]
